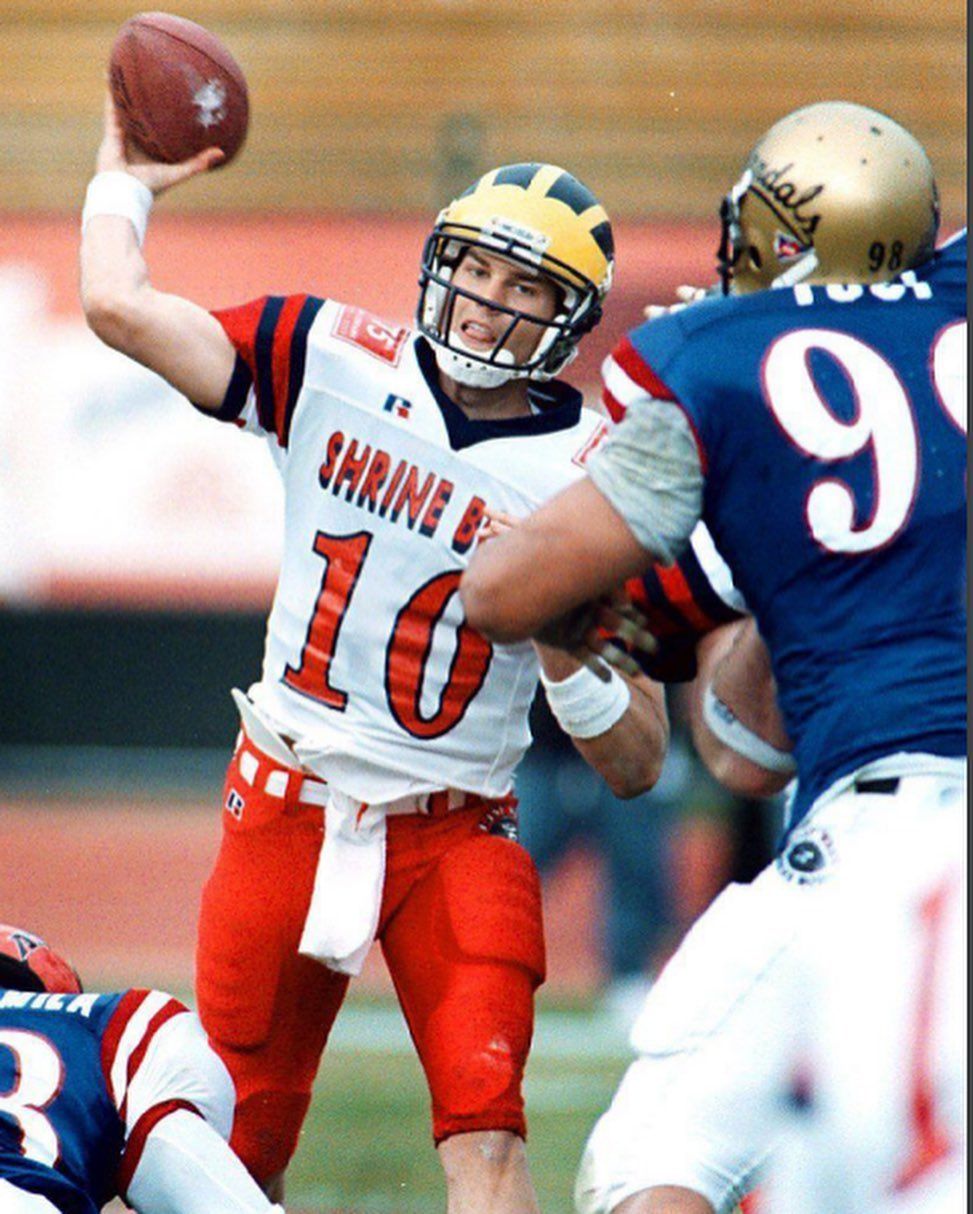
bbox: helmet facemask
[718,169,819,295]
[418,221,604,388]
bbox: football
[109,11,249,166]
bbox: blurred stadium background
[0,2,965,1210]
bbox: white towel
[298,789,388,976]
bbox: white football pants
[574,755,967,1214]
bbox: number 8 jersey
[200,297,609,803]
[0,987,232,1213]
[598,233,967,829]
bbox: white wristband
[702,684,797,774]
[540,661,631,739]
[82,171,154,247]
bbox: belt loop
[282,770,304,812]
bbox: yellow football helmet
[718,101,940,294]
[418,163,614,386]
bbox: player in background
[0,924,283,1214]
[79,97,667,1212]
[461,101,967,1214]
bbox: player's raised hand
[643,283,710,321]
[96,92,224,195]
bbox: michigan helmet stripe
[589,219,615,259]
[546,170,598,216]
[528,163,566,197]
[492,163,544,190]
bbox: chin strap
[434,341,523,389]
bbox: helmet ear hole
[748,246,763,269]
[0,952,46,992]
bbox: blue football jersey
[618,236,967,826]
[0,987,187,1213]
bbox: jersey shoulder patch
[330,305,411,366]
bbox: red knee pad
[418,835,545,1142]
[230,1088,311,1184]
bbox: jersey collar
[414,337,583,450]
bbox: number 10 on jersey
[283,531,493,739]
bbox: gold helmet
[718,101,940,294]
[417,163,614,387]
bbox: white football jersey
[205,295,609,801]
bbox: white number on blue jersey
[0,1029,61,1167]
[763,326,967,554]
[932,320,967,434]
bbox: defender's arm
[690,620,795,798]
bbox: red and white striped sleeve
[601,334,681,422]
[101,989,236,1196]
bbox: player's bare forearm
[462,478,653,642]
[690,621,794,797]
[80,94,236,412]
[81,220,234,412]
[536,644,668,798]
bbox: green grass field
[281,994,631,1213]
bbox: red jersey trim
[601,386,626,422]
[613,335,677,400]
[654,560,717,634]
[101,990,189,1111]
[100,989,150,1090]
[117,999,188,1121]
[611,336,709,474]
[116,1098,201,1197]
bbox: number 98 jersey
[200,297,608,803]
[611,233,967,827]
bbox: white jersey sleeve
[102,991,234,1186]
[103,990,280,1213]
[126,1110,281,1214]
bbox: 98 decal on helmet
[418,162,614,387]
[718,100,940,294]
[0,923,83,994]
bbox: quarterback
[0,924,282,1214]
[463,102,967,1214]
[79,98,666,1210]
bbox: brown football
[109,11,249,166]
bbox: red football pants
[195,738,546,1183]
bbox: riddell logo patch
[774,230,808,262]
[225,789,246,820]
[383,394,412,419]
